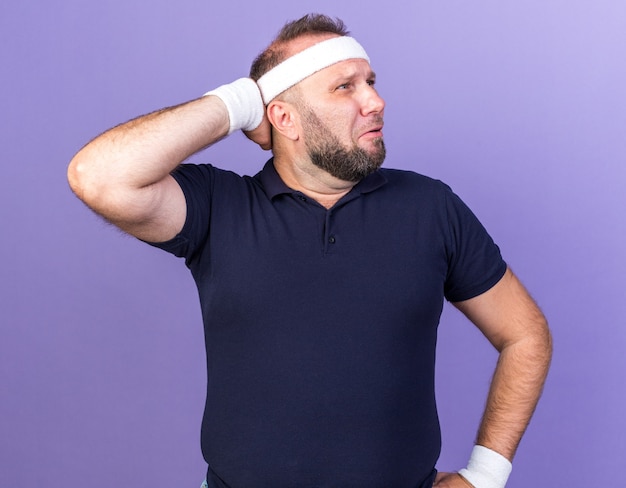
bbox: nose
[360,84,385,116]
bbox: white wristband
[203,78,264,134]
[458,445,512,488]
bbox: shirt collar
[254,158,388,200]
[254,159,293,199]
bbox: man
[68,14,552,488]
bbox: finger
[243,117,272,150]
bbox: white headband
[256,36,370,104]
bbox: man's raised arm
[67,79,270,243]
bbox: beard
[301,107,386,183]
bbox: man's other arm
[435,267,552,487]
[456,267,552,459]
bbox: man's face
[294,55,386,183]
[300,103,386,182]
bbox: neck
[273,153,355,209]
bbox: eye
[337,82,351,90]
[367,79,376,87]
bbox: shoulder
[379,168,450,189]
[172,162,246,184]
[376,168,454,203]
[171,163,263,197]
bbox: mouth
[360,124,384,139]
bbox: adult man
[68,13,551,488]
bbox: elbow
[525,316,553,376]
[67,152,86,199]
[67,150,158,229]
[543,322,554,369]
[536,313,553,362]
[67,150,113,214]
[525,301,553,365]
[67,145,112,203]
[503,314,553,373]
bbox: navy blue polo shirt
[149,159,506,488]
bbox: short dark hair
[249,13,350,81]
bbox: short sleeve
[442,187,507,302]
[144,163,215,262]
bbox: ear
[266,101,300,141]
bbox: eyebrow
[332,69,377,84]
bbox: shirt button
[328,236,336,244]
[297,195,306,201]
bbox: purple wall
[1,1,624,486]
